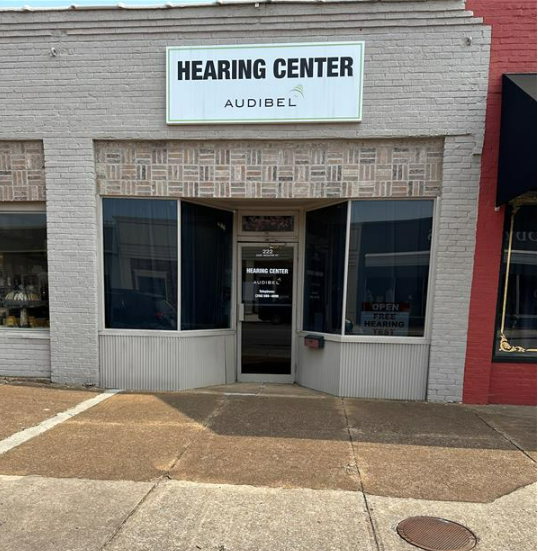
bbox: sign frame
[166,41,365,125]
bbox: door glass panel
[241,245,293,375]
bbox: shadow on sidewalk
[0,383,534,502]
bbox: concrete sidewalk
[0,382,535,550]
[1,474,535,551]
[0,382,97,441]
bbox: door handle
[238,303,245,322]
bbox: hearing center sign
[166,42,365,124]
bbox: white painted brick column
[427,136,481,402]
[43,138,99,385]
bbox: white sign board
[166,42,364,125]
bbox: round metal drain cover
[396,516,477,551]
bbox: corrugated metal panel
[340,342,429,400]
[0,335,51,378]
[296,338,341,396]
[99,333,233,391]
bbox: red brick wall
[463,0,537,405]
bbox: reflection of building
[463,1,536,405]
[102,208,178,331]
[346,204,433,337]
[103,214,177,301]
[496,205,537,355]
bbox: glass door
[238,243,295,382]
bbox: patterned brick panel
[0,141,45,201]
[95,140,443,199]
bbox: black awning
[497,73,537,206]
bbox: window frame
[98,196,236,336]
[0,202,50,335]
[298,197,438,344]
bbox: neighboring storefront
[0,1,491,401]
[463,1,537,405]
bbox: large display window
[345,200,433,337]
[303,203,347,334]
[181,202,233,330]
[303,199,435,339]
[101,197,434,338]
[494,203,537,361]
[0,212,49,330]
[103,198,178,330]
[102,198,233,332]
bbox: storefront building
[0,1,492,401]
[463,0,537,405]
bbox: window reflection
[494,203,537,360]
[181,202,233,330]
[103,199,178,330]
[303,203,347,334]
[345,201,433,337]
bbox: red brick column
[463,0,537,404]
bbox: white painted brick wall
[0,335,51,378]
[0,1,491,400]
[428,136,481,402]
[43,138,99,385]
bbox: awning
[497,73,537,206]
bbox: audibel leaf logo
[290,84,305,98]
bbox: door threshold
[238,375,294,384]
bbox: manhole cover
[396,516,477,551]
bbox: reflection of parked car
[258,302,292,324]
[106,289,177,329]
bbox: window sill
[99,328,236,338]
[297,331,430,345]
[492,355,537,364]
[0,329,50,339]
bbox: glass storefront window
[181,202,233,330]
[303,203,348,334]
[494,203,537,361]
[345,200,433,337]
[103,199,178,330]
[0,212,49,330]
[100,197,436,339]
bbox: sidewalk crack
[167,394,228,473]
[100,479,160,551]
[472,410,536,464]
[342,398,382,551]
[100,395,229,550]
